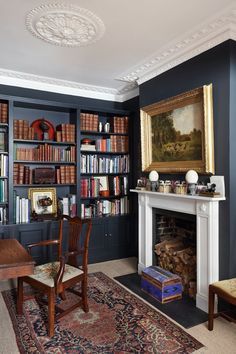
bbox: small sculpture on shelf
[136,177,147,190]
[185,170,198,195]
[148,170,159,192]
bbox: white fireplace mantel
[130,189,226,312]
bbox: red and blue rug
[2,272,203,353]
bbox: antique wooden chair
[208,278,236,330]
[17,215,92,337]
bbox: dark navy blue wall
[139,40,233,279]
[229,41,236,278]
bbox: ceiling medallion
[26,3,105,47]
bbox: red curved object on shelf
[31,118,55,140]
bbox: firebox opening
[152,208,196,299]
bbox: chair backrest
[59,215,92,269]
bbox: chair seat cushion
[212,278,236,297]
[28,262,84,287]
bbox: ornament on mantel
[185,169,198,195]
[148,170,159,192]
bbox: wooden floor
[0,257,236,354]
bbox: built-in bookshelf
[0,93,135,264]
[0,100,8,224]
[10,99,79,223]
[80,110,130,219]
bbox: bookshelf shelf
[81,172,129,176]
[81,194,128,200]
[14,161,76,165]
[14,139,76,146]
[80,151,128,155]
[14,183,76,187]
[81,130,128,137]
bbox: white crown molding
[118,6,236,85]
[0,68,138,102]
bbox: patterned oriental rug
[2,272,203,353]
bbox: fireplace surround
[131,189,225,312]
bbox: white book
[16,195,20,224]
[22,198,25,223]
[62,197,69,215]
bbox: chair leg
[17,278,24,315]
[48,288,55,337]
[208,286,215,330]
[82,278,89,313]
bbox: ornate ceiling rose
[26,3,105,47]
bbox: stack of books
[80,113,98,131]
[13,119,34,140]
[56,124,75,142]
[0,103,8,123]
[111,116,128,133]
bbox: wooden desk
[0,239,34,280]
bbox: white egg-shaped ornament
[149,170,159,192]
[185,170,198,195]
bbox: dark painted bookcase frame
[0,93,135,264]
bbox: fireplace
[153,209,196,298]
[131,189,225,312]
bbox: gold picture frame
[140,84,215,173]
[28,187,57,215]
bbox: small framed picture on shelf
[28,187,57,216]
[94,176,110,196]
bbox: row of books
[13,193,30,223]
[0,154,8,177]
[56,124,75,143]
[112,116,128,134]
[109,176,128,196]
[0,179,7,202]
[80,154,130,174]
[14,144,76,162]
[0,103,8,124]
[93,136,128,152]
[13,164,76,185]
[13,120,35,140]
[13,192,77,223]
[0,206,7,224]
[81,196,129,218]
[81,176,128,198]
[80,113,98,131]
[80,113,128,134]
[56,165,76,184]
[0,131,7,152]
[81,177,101,198]
[13,120,76,142]
[58,194,77,217]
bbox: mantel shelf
[130,189,226,202]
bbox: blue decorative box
[141,266,183,303]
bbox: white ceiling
[0,0,236,101]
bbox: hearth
[131,189,225,312]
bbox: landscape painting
[140,84,215,173]
[151,102,203,162]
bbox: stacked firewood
[154,238,196,298]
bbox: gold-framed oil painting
[28,187,57,215]
[140,84,215,173]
